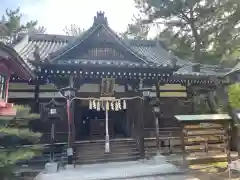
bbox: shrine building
[4,12,233,163]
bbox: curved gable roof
[14,12,186,69]
[0,42,33,80]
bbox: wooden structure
[0,42,33,116]
[175,114,232,165]
[1,12,232,162]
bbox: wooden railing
[40,132,68,143]
[144,127,181,138]
[144,127,181,154]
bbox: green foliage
[0,7,46,44]
[228,83,240,109]
[0,105,41,178]
[121,19,150,40]
[132,0,240,65]
[15,105,40,121]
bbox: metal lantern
[153,106,160,113]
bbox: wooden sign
[101,78,115,97]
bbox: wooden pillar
[124,84,131,137]
[137,98,145,159]
[206,90,218,113]
[70,75,76,143]
[33,84,40,113]
[155,81,160,149]
[187,85,195,114]
[5,75,10,102]
[180,123,187,167]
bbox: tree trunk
[189,18,202,63]
[191,28,201,62]
[206,91,218,113]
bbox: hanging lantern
[97,101,100,111]
[111,101,114,111]
[123,100,126,109]
[92,100,96,109]
[89,100,93,110]
[106,101,109,111]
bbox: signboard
[101,78,115,97]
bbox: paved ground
[34,154,240,180]
[35,156,187,180]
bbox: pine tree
[133,0,240,65]
[0,105,41,179]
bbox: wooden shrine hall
[5,12,232,162]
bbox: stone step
[75,155,140,165]
[76,146,138,155]
[74,141,136,147]
[76,152,139,158]
[74,139,140,164]
[75,143,137,149]
[76,147,138,154]
[74,138,136,145]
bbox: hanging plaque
[101,78,115,97]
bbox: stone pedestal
[45,162,58,173]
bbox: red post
[5,75,10,102]
[66,99,73,165]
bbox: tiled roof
[12,11,230,78]
[175,63,231,77]
[0,42,34,79]
[13,33,187,69]
[14,34,70,63]
[13,10,189,70]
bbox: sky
[0,0,141,35]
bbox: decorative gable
[83,47,124,58]
[52,11,148,65]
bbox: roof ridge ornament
[93,11,108,26]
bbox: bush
[0,105,41,178]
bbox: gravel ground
[114,175,193,180]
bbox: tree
[0,105,41,179]
[0,8,46,44]
[134,0,240,64]
[63,24,84,36]
[121,15,150,39]
[228,83,240,109]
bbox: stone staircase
[74,138,140,164]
